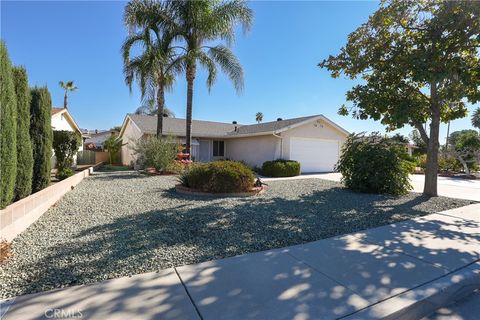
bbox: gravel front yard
[0,172,474,298]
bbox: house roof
[121,113,349,139]
[50,107,83,135]
[228,115,319,136]
[51,107,64,116]
[126,114,237,137]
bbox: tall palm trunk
[185,63,196,159]
[63,92,68,109]
[156,74,165,138]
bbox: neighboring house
[84,130,120,164]
[119,114,349,173]
[51,107,84,167]
[84,130,118,150]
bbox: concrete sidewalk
[2,204,479,320]
[262,173,480,201]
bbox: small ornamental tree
[0,41,17,208]
[30,87,53,192]
[132,136,177,172]
[13,66,33,200]
[103,135,122,165]
[53,130,81,179]
[319,1,480,196]
[446,130,480,175]
[336,133,414,196]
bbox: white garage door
[290,138,340,173]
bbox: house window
[213,140,224,157]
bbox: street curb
[342,261,480,320]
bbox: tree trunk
[457,156,470,175]
[64,92,68,109]
[423,84,440,197]
[185,63,196,159]
[156,75,165,138]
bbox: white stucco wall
[225,135,280,168]
[52,113,75,132]
[120,119,143,166]
[281,119,348,159]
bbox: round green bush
[336,133,413,196]
[261,159,301,177]
[180,161,255,193]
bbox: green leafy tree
[13,66,33,200]
[143,0,253,158]
[123,0,180,137]
[58,81,78,109]
[389,133,409,144]
[319,1,480,196]
[472,107,480,132]
[30,87,53,192]
[0,41,17,208]
[447,130,480,175]
[53,130,81,174]
[103,135,123,165]
[255,112,263,123]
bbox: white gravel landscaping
[0,171,474,298]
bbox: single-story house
[51,107,84,167]
[119,114,350,173]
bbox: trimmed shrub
[0,41,17,208]
[262,159,301,177]
[180,161,255,193]
[53,130,81,180]
[30,86,53,192]
[13,66,33,200]
[56,168,75,180]
[336,133,413,196]
[132,136,178,171]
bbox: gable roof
[121,113,349,139]
[50,107,83,135]
[51,107,64,116]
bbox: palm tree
[472,107,480,133]
[58,81,78,109]
[123,0,180,137]
[255,112,263,123]
[135,97,175,117]
[153,0,253,157]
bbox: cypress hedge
[30,86,53,193]
[13,67,33,200]
[0,41,18,208]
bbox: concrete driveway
[262,173,480,201]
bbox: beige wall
[225,119,348,168]
[225,135,280,168]
[120,119,143,166]
[281,119,348,159]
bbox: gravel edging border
[175,184,265,197]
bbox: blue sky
[2,1,478,142]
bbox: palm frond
[207,45,244,93]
